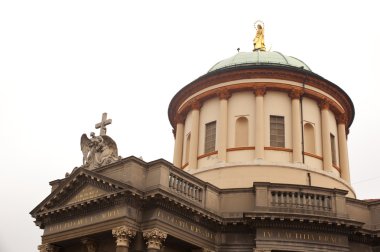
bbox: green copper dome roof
[208,51,311,72]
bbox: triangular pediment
[64,184,108,205]
[30,168,128,217]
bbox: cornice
[168,67,354,129]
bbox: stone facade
[31,157,380,251]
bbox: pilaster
[337,113,350,182]
[289,89,303,163]
[173,114,185,168]
[319,99,332,172]
[217,89,231,162]
[189,100,201,169]
[254,87,266,159]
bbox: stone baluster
[143,228,168,252]
[112,226,137,252]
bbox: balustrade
[168,172,203,203]
[270,190,332,213]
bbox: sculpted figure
[253,24,266,51]
[80,132,119,169]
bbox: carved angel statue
[80,132,119,170]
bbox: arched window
[235,117,248,147]
[185,133,191,164]
[304,123,315,154]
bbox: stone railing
[254,182,348,218]
[270,190,332,213]
[168,171,203,203]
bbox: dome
[208,51,311,72]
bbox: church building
[31,24,380,252]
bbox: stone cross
[95,112,112,136]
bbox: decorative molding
[333,164,341,172]
[191,99,202,110]
[112,225,137,247]
[217,89,232,100]
[303,152,323,161]
[264,146,293,152]
[197,151,218,160]
[227,146,256,152]
[336,113,348,125]
[174,114,186,125]
[143,228,168,250]
[318,98,330,110]
[168,68,354,130]
[288,88,304,99]
[181,162,189,169]
[254,86,267,96]
[38,244,60,252]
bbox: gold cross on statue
[95,113,112,136]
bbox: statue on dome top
[253,21,266,51]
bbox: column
[189,100,201,169]
[218,89,231,162]
[143,228,168,252]
[254,87,266,159]
[173,114,185,168]
[38,244,60,252]
[337,114,351,182]
[112,226,137,252]
[289,89,303,163]
[319,99,332,172]
[81,238,97,252]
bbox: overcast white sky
[1,1,380,251]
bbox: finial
[253,20,266,52]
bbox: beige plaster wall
[191,164,355,197]
[227,91,255,148]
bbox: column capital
[288,88,304,99]
[112,225,137,247]
[38,244,60,252]
[336,113,348,125]
[318,98,330,110]
[143,228,168,250]
[81,238,97,252]
[191,99,202,110]
[254,87,267,97]
[217,89,232,100]
[174,113,186,124]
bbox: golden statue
[253,21,266,51]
